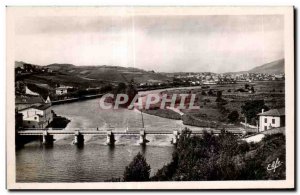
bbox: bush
[207,89,214,96]
[205,99,211,102]
[152,129,286,181]
[236,88,247,92]
[228,110,239,123]
[123,152,151,181]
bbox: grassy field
[141,109,182,120]
[18,72,106,89]
[150,81,285,128]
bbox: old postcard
[6,6,294,189]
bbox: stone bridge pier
[74,131,84,145]
[172,130,180,145]
[42,131,54,145]
[106,130,115,145]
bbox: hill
[15,61,170,86]
[225,59,285,75]
[45,64,169,84]
[46,63,76,71]
[15,61,26,68]
[248,59,284,74]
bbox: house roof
[258,108,285,116]
[56,87,69,90]
[56,85,73,90]
[34,104,51,110]
[15,95,44,104]
[19,103,51,111]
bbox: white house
[56,86,70,95]
[258,108,285,132]
[18,104,53,128]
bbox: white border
[5,5,295,190]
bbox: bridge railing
[18,127,245,135]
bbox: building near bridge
[56,87,69,95]
[16,94,53,129]
[18,104,53,128]
[55,85,73,95]
[258,108,285,132]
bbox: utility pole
[140,109,144,128]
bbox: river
[16,90,206,182]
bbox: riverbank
[140,108,225,128]
[182,113,219,128]
[52,93,103,105]
[141,109,182,120]
[47,113,71,129]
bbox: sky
[15,14,284,73]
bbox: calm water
[16,143,174,182]
[17,96,203,182]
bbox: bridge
[17,127,245,145]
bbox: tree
[241,100,269,124]
[116,82,127,94]
[245,84,250,89]
[100,84,113,93]
[228,110,239,123]
[123,152,151,181]
[208,89,214,96]
[126,79,138,105]
[216,91,223,102]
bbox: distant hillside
[16,61,170,84]
[46,64,169,83]
[15,61,26,68]
[46,63,75,71]
[248,59,284,74]
[225,59,285,75]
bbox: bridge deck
[17,128,244,136]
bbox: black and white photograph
[6,6,294,189]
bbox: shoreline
[52,93,104,105]
[140,108,182,120]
